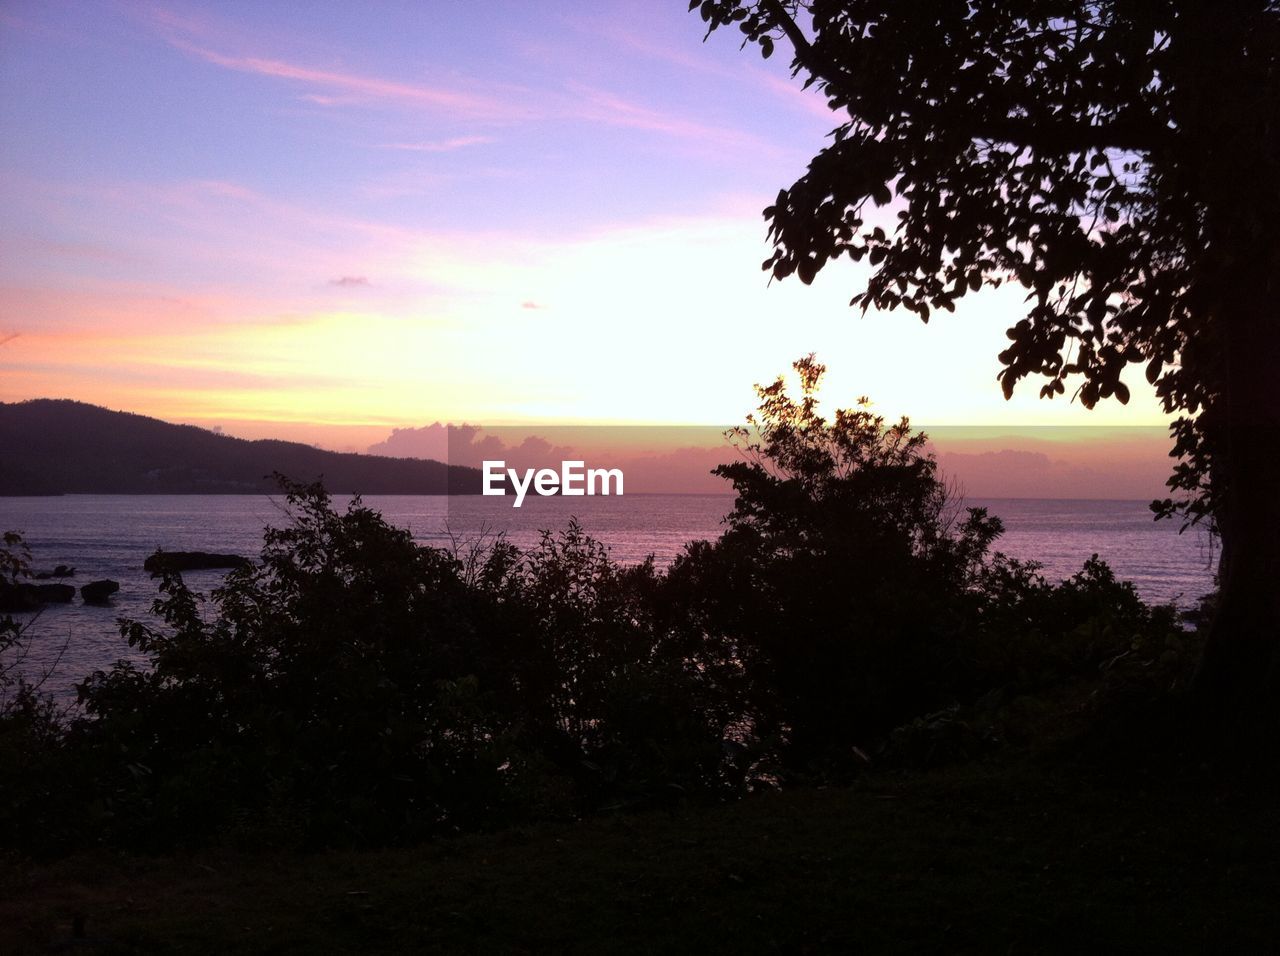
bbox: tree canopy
[694,0,1280,723]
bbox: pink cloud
[298,93,365,107]
[597,28,728,78]
[142,6,525,121]
[372,136,494,152]
[565,12,840,126]
[179,43,508,116]
[567,85,775,153]
[144,4,775,148]
[105,176,415,244]
[0,283,286,337]
[752,70,844,124]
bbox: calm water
[1,494,1216,699]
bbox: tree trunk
[1193,291,1280,733]
[1185,7,1280,736]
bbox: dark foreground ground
[3,760,1276,954]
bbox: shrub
[68,481,734,848]
[0,361,1196,852]
[663,356,1005,776]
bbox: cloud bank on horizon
[1,0,1172,452]
[361,421,1175,500]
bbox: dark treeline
[0,360,1196,855]
[0,399,479,495]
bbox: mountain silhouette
[0,400,480,495]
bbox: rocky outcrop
[80,580,120,604]
[33,583,75,603]
[0,580,77,610]
[0,581,42,612]
[144,551,250,573]
[34,565,75,579]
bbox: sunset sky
[2,0,1172,453]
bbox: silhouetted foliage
[693,2,1280,727]
[51,480,730,850]
[665,356,1004,774]
[0,364,1195,853]
[0,534,75,849]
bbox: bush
[662,356,1005,775]
[0,360,1196,853]
[64,481,733,849]
[0,533,80,852]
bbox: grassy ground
[3,758,1276,954]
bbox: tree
[694,1,1280,730]
[668,355,1005,771]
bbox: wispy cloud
[181,44,507,116]
[330,275,370,287]
[753,71,843,124]
[566,11,840,126]
[144,4,772,149]
[144,6,523,121]
[372,136,493,153]
[567,85,775,154]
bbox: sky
[1,0,1173,459]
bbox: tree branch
[758,0,1170,155]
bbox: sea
[1,494,1217,702]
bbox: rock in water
[144,551,250,573]
[81,580,120,604]
[0,581,78,608]
[0,581,42,612]
[33,583,75,603]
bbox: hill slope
[0,400,479,495]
